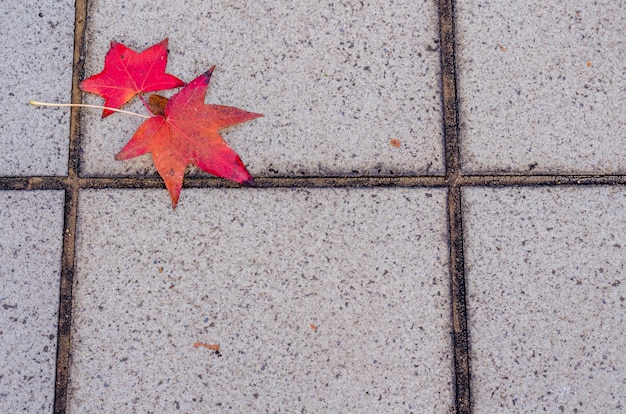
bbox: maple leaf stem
[138,94,153,115]
[29,100,151,119]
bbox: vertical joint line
[448,187,471,414]
[439,0,470,413]
[67,0,88,179]
[54,1,88,413]
[439,0,461,179]
[54,188,78,414]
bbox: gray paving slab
[0,1,73,176]
[463,187,626,413]
[68,188,453,413]
[456,0,626,174]
[79,1,444,178]
[0,191,64,413]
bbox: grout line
[439,0,461,179]
[438,0,471,412]
[447,186,471,414]
[54,187,78,414]
[53,1,87,413]
[0,174,625,192]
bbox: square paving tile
[463,187,626,412]
[0,1,73,176]
[456,0,626,174]
[68,188,453,412]
[79,0,444,178]
[0,191,65,413]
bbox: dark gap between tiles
[1,174,625,192]
[54,187,78,414]
[447,187,470,414]
[53,1,87,413]
[438,0,471,412]
[0,0,618,413]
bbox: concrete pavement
[1,0,624,412]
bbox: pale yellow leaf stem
[29,100,150,119]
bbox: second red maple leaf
[80,39,184,117]
[115,66,262,208]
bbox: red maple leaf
[115,67,262,208]
[80,39,184,117]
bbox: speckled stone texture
[463,187,626,413]
[0,191,64,413]
[68,188,453,413]
[0,1,73,176]
[79,0,444,178]
[456,0,626,174]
